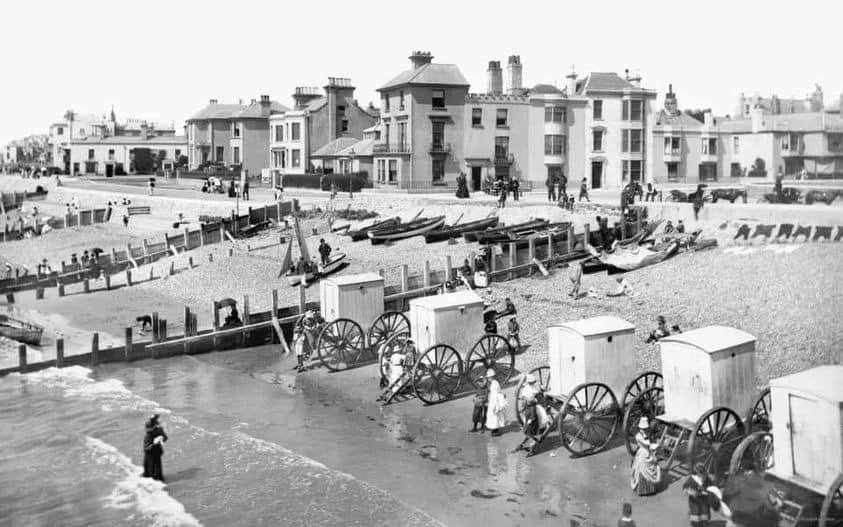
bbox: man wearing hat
[630,416,662,495]
[317,238,332,266]
[142,415,168,482]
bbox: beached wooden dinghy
[462,218,548,242]
[424,216,499,243]
[476,221,570,245]
[0,315,44,346]
[367,216,446,245]
[598,240,680,274]
[346,217,400,241]
[286,253,347,286]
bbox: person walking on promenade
[242,178,250,201]
[558,174,568,200]
[142,415,168,482]
[510,178,520,202]
[545,174,557,202]
[579,177,590,202]
[148,178,155,196]
[630,416,663,495]
[484,369,507,436]
[498,182,508,208]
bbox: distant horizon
[2,0,840,146]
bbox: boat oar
[450,213,464,227]
[411,208,424,221]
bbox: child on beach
[293,327,306,372]
[507,317,520,350]
[618,502,636,527]
[471,378,488,433]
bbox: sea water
[0,360,445,526]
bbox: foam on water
[85,436,202,527]
[724,245,802,256]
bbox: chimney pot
[209,99,218,104]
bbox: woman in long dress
[630,416,662,495]
[484,369,507,436]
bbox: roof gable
[582,72,636,93]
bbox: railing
[373,143,411,154]
[429,142,452,154]
[494,153,514,165]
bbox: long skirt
[630,448,661,495]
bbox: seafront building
[47,109,185,176]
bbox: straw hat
[525,373,537,384]
[485,369,496,378]
[638,416,650,429]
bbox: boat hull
[463,219,548,242]
[0,326,43,346]
[424,217,499,243]
[346,218,400,241]
[286,253,346,286]
[368,217,446,244]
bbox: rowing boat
[368,216,446,244]
[462,219,548,242]
[346,217,400,241]
[424,216,500,243]
[476,222,570,245]
[286,253,347,286]
[0,315,44,346]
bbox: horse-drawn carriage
[378,290,516,405]
[763,187,802,204]
[728,365,843,526]
[514,316,665,457]
[667,184,708,203]
[805,189,842,206]
[709,187,748,203]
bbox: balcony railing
[373,143,411,154]
[429,142,452,154]
[494,153,514,165]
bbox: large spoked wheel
[558,382,620,457]
[411,345,464,405]
[746,387,772,433]
[621,371,663,413]
[687,407,746,484]
[377,331,412,383]
[728,431,773,480]
[820,473,843,527]
[622,386,665,456]
[515,365,551,426]
[316,318,365,372]
[368,311,410,351]
[465,334,514,389]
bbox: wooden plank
[532,258,549,277]
[271,315,290,354]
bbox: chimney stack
[209,99,218,105]
[664,84,678,115]
[565,66,577,96]
[506,55,523,95]
[771,94,781,115]
[260,94,272,117]
[628,68,642,88]
[487,61,503,95]
[292,87,321,109]
[736,92,746,117]
[409,50,433,70]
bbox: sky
[1,0,840,145]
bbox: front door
[471,166,482,191]
[591,161,603,189]
[105,164,114,177]
[788,394,823,483]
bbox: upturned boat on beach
[423,216,499,243]
[0,315,44,346]
[367,216,446,244]
[345,217,400,241]
[462,218,548,242]
[286,253,347,286]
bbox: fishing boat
[424,216,499,243]
[587,239,680,275]
[286,253,347,286]
[0,315,44,346]
[476,221,570,245]
[462,218,548,242]
[367,216,446,245]
[346,217,400,241]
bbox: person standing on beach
[142,415,168,482]
[579,177,590,202]
[471,378,488,433]
[545,174,557,203]
[497,183,508,208]
[484,369,507,436]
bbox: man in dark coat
[545,174,557,202]
[317,238,332,265]
[142,415,168,482]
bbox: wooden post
[160,320,167,340]
[621,217,628,240]
[276,202,281,220]
[423,261,431,288]
[152,312,159,343]
[5,293,13,304]
[35,287,44,300]
[143,239,149,255]
[243,295,250,325]
[104,274,111,290]
[18,344,27,373]
[228,247,233,257]
[184,306,191,336]
[83,279,90,293]
[58,284,65,297]
[528,237,536,262]
[490,247,498,273]
[148,266,154,280]
[125,269,132,286]
[400,265,409,291]
[445,255,453,281]
[124,328,132,361]
[219,220,225,243]
[584,223,591,248]
[635,208,642,235]
[199,226,205,246]
[56,339,64,367]
[168,262,175,276]
[567,226,574,254]
[183,227,190,249]
[298,284,306,313]
[213,302,220,331]
[61,261,66,273]
[91,332,100,366]
[271,289,278,317]
[188,256,194,269]
[508,242,516,280]
[77,210,83,226]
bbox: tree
[132,148,154,174]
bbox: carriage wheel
[746,387,772,433]
[820,473,843,527]
[622,386,665,456]
[558,382,620,457]
[377,331,411,383]
[316,318,365,372]
[727,431,773,480]
[621,371,663,412]
[687,407,746,484]
[368,311,410,351]
[411,345,463,405]
[515,365,551,426]
[465,334,514,389]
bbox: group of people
[292,310,325,371]
[546,175,592,204]
[470,368,508,436]
[455,172,470,199]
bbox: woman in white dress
[630,416,663,495]
[484,369,508,436]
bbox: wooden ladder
[378,370,412,405]
[657,424,690,474]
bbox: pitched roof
[71,135,188,145]
[379,63,469,91]
[766,112,843,132]
[579,72,636,94]
[305,96,327,112]
[530,83,564,95]
[188,100,289,121]
[235,101,289,118]
[310,137,359,157]
[654,111,703,129]
[337,138,375,157]
[715,118,753,133]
